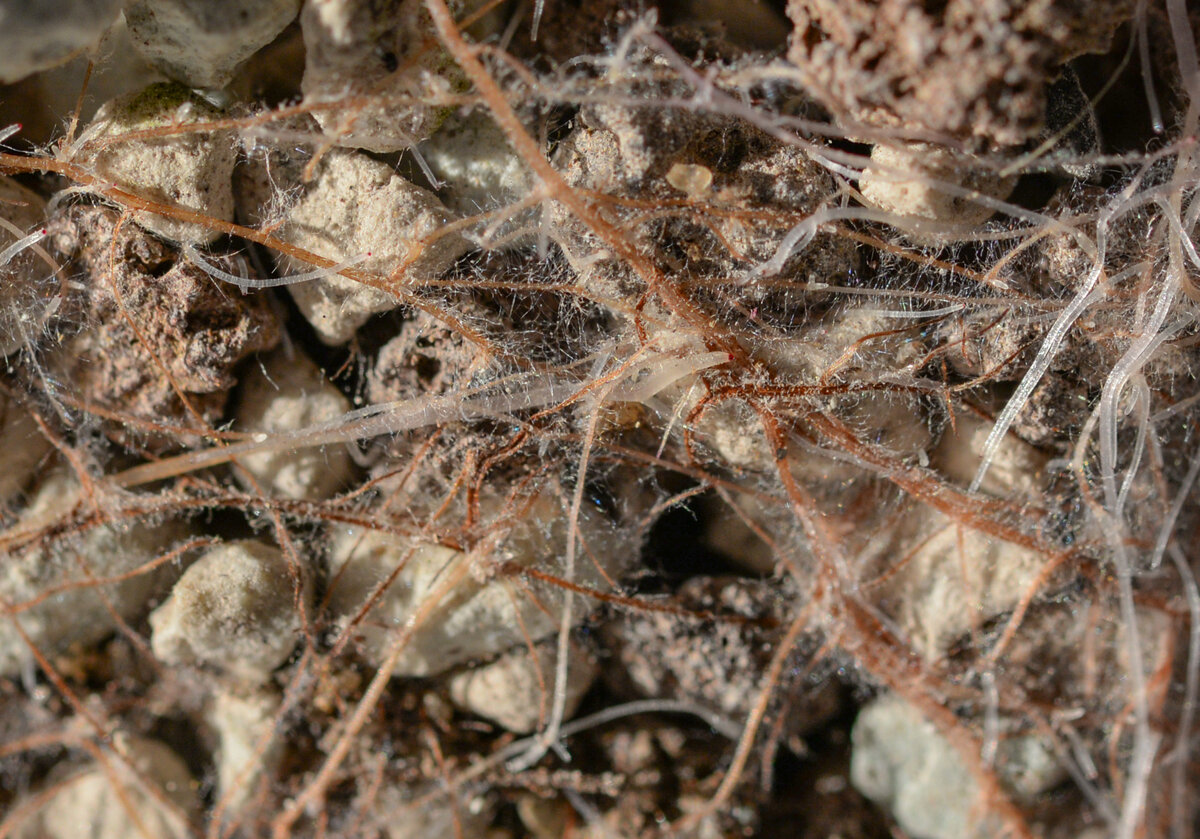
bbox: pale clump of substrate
[0,1,1198,839]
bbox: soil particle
[0,468,189,678]
[75,82,238,245]
[599,575,840,740]
[786,0,1135,146]
[43,206,279,451]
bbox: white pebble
[419,109,534,219]
[150,540,311,681]
[275,149,469,344]
[850,693,1063,839]
[207,687,284,813]
[0,469,187,677]
[75,83,236,244]
[448,642,598,733]
[859,142,1015,237]
[326,492,631,677]
[125,0,302,89]
[13,736,196,839]
[234,350,354,500]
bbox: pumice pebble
[150,540,312,682]
[326,492,632,677]
[12,735,197,839]
[419,108,535,221]
[274,149,470,344]
[447,641,599,733]
[850,693,1063,839]
[75,82,236,245]
[125,0,302,90]
[859,141,1016,236]
[207,686,284,812]
[234,349,354,500]
[0,468,188,678]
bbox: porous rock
[12,736,196,839]
[274,149,470,344]
[419,108,535,221]
[859,142,1017,236]
[0,469,187,678]
[0,0,123,84]
[326,492,633,677]
[45,206,279,452]
[125,0,302,89]
[863,415,1052,660]
[150,540,311,681]
[75,82,237,244]
[234,350,354,500]
[850,693,1064,839]
[787,0,1135,145]
[207,687,284,811]
[447,641,599,733]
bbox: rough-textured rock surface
[234,349,354,500]
[207,687,284,811]
[858,142,1016,236]
[125,0,302,89]
[0,0,123,84]
[864,414,1052,660]
[850,693,1064,839]
[419,108,534,222]
[75,83,237,244]
[447,641,598,733]
[12,736,197,839]
[150,540,311,681]
[0,469,186,678]
[273,149,470,344]
[45,206,279,451]
[326,492,633,676]
[786,0,1135,145]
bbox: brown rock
[46,206,279,451]
[786,0,1134,146]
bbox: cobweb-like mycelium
[1,0,1200,837]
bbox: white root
[113,349,730,488]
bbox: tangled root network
[2,1,1200,838]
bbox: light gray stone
[0,0,123,83]
[275,149,469,344]
[448,642,598,733]
[235,350,354,500]
[76,83,236,244]
[0,469,187,677]
[13,736,196,839]
[125,0,302,89]
[150,540,311,681]
[850,694,1064,839]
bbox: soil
[0,2,1198,839]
